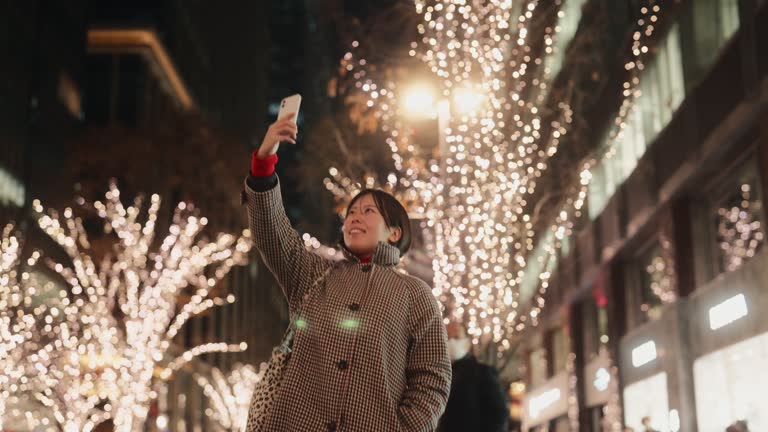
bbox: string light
[566,352,579,431]
[0,225,53,430]
[505,1,665,338]
[643,234,677,310]
[7,183,255,431]
[2,224,118,431]
[602,358,624,432]
[195,363,262,431]
[412,0,582,344]
[316,0,665,347]
[716,182,764,272]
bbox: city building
[516,1,767,431]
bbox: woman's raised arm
[242,112,330,310]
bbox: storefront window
[623,372,670,432]
[693,331,768,432]
[712,171,765,275]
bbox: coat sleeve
[242,176,331,310]
[398,280,452,432]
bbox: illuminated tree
[312,1,669,353]
[1,224,115,431]
[0,225,39,430]
[29,183,252,431]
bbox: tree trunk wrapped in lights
[25,183,252,432]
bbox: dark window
[83,53,149,127]
[83,54,113,125]
[116,55,146,128]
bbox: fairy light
[301,233,345,260]
[602,360,624,432]
[566,352,579,431]
[161,343,247,379]
[716,183,764,272]
[195,363,261,431]
[643,234,677,309]
[1,225,41,430]
[324,45,442,219]
[2,224,117,431]
[319,1,583,343]
[413,0,546,345]
[24,182,252,431]
[306,0,667,348]
[505,1,666,339]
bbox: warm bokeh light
[195,363,262,431]
[1,183,252,431]
[451,85,483,115]
[401,82,437,118]
[320,1,668,350]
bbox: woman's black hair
[344,189,412,255]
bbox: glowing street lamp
[452,85,483,115]
[401,83,437,118]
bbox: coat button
[349,303,360,312]
[326,421,337,432]
[337,360,349,370]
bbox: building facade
[517,1,767,431]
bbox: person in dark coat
[437,322,509,432]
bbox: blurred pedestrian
[726,420,750,432]
[437,322,509,432]
[641,416,659,432]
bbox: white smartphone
[278,93,302,124]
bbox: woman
[243,112,452,431]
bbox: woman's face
[342,194,401,257]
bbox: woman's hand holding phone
[257,112,298,159]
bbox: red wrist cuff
[251,152,278,177]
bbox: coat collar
[340,241,401,266]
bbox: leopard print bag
[245,266,332,431]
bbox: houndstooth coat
[243,177,452,432]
